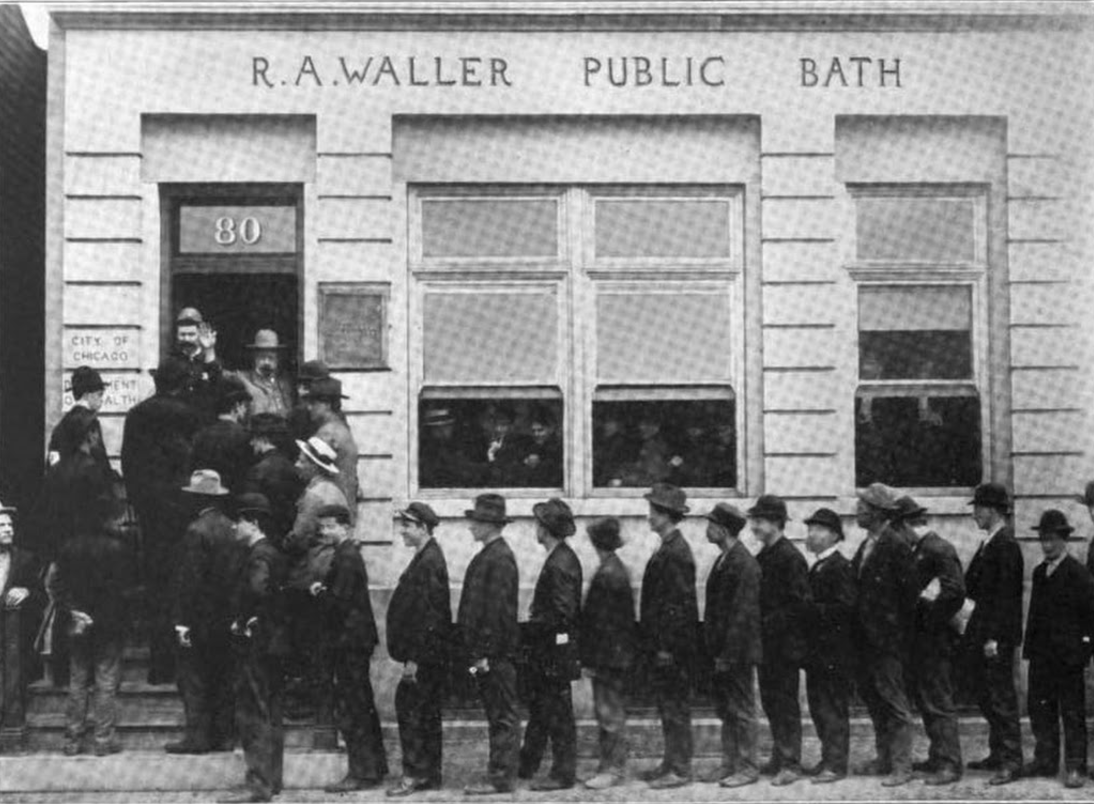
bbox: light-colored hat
[296,436,340,475]
[181,469,229,496]
[857,482,900,511]
[245,329,285,350]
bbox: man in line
[701,503,762,789]
[191,377,253,493]
[519,499,583,791]
[458,494,521,795]
[1023,509,1094,789]
[751,494,811,787]
[964,482,1024,784]
[235,329,294,420]
[386,502,450,797]
[638,483,698,790]
[895,496,965,785]
[579,518,636,791]
[221,494,289,804]
[168,470,246,754]
[802,508,855,784]
[303,378,358,522]
[316,503,388,792]
[851,483,918,787]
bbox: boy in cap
[458,494,521,795]
[702,503,762,788]
[1023,510,1094,788]
[749,495,811,787]
[964,482,1024,783]
[579,518,636,790]
[803,508,855,784]
[519,499,583,790]
[638,483,698,789]
[386,502,450,796]
[314,503,388,792]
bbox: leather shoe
[583,773,622,790]
[217,791,270,804]
[164,740,211,754]
[924,767,961,786]
[93,741,122,757]
[989,767,1020,785]
[967,755,1001,771]
[325,775,382,793]
[638,765,668,782]
[1065,769,1086,789]
[881,770,913,787]
[720,772,760,788]
[464,782,512,795]
[529,777,573,791]
[812,769,844,784]
[912,759,937,773]
[759,759,780,776]
[700,765,733,783]
[855,758,891,776]
[387,777,436,797]
[801,763,824,776]
[772,768,802,786]
[648,772,690,790]
[1024,763,1057,778]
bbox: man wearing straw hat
[235,328,294,419]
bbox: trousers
[857,650,913,773]
[759,660,803,771]
[394,663,444,783]
[66,632,122,747]
[591,669,628,774]
[910,641,962,771]
[968,645,1023,770]
[519,669,577,783]
[651,660,692,777]
[331,648,388,781]
[806,662,850,774]
[235,652,284,798]
[176,630,236,748]
[475,658,521,789]
[713,664,758,775]
[1028,659,1087,772]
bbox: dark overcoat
[525,539,582,677]
[320,539,378,654]
[232,537,290,657]
[639,529,699,660]
[242,449,302,542]
[457,536,520,663]
[386,537,451,665]
[704,539,762,667]
[964,525,1024,649]
[911,530,965,649]
[1023,554,1094,669]
[121,392,201,505]
[851,526,917,658]
[172,507,247,638]
[806,550,856,675]
[756,535,812,665]
[579,552,636,671]
[191,418,252,493]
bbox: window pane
[424,291,557,383]
[592,399,736,489]
[597,292,732,383]
[419,397,563,488]
[421,198,558,258]
[859,286,972,380]
[856,196,976,263]
[595,198,731,259]
[855,391,981,487]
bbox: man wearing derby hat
[702,503,762,788]
[963,482,1024,783]
[638,483,698,790]
[302,377,358,523]
[289,359,331,442]
[457,494,521,795]
[168,470,247,754]
[519,499,583,791]
[579,518,636,790]
[749,495,811,787]
[1023,510,1094,789]
[48,366,110,472]
[234,329,294,419]
[893,497,965,786]
[802,508,855,784]
[386,502,451,797]
[851,483,918,787]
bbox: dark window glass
[419,397,563,489]
[855,391,982,487]
[858,285,972,380]
[592,399,736,489]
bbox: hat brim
[747,507,789,521]
[181,486,229,496]
[464,510,511,524]
[297,442,341,475]
[1033,527,1078,540]
[643,493,689,515]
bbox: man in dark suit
[702,503,762,789]
[750,494,811,787]
[221,494,289,804]
[191,377,253,494]
[242,414,302,543]
[638,483,698,790]
[519,499,583,790]
[851,483,918,787]
[47,366,110,475]
[803,508,855,784]
[315,503,388,792]
[386,502,451,797]
[894,496,965,785]
[964,481,1024,783]
[579,517,636,791]
[122,356,201,684]
[1023,510,1094,789]
[458,494,521,795]
[169,470,247,754]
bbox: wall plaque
[64,328,140,370]
[319,282,389,370]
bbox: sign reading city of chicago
[252,55,903,89]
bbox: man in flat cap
[519,499,583,791]
[963,482,1024,783]
[191,377,253,494]
[1023,509,1094,789]
[386,502,451,797]
[803,508,855,784]
[458,494,521,795]
[303,377,358,524]
[638,483,698,789]
[702,503,762,789]
[851,482,918,787]
[314,503,387,792]
[893,497,965,785]
[579,518,636,790]
[750,495,811,787]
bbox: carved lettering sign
[63,371,150,414]
[319,283,389,370]
[65,328,140,370]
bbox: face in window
[492,411,513,441]
[530,422,553,446]
[860,354,883,380]
[638,419,661,441]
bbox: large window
[850,188,986,489]
[411,185,743,495]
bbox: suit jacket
[242,448,302,542]
[232,538,289,656]
[47,403,111,473]
[910,530,965,645]
[235,369,294,420]
[314,412,359,522]
[851,525,917,658]
[386,537,451,665]
[964,524,1024,649]
[121,392,200,506]
[320,539,378,653]
[704,539,762,667]
[457,536,520,663]
[579,552,636,671]
[526,539,582,676]
[1023,554,1094,669]
[191,418,252,493]
[806,550,856,676]
[756,535,812,665]
[172,506,247,637]
[639,529,699,659]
